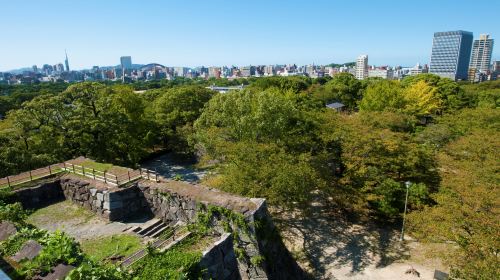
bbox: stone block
[90,188,97,196]
[96,193,104,201]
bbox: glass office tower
[429,31,473,81]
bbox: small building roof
[326,102,345,109]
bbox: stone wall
[200,233,240,280]
[11,173,306,280]
[138,183,198,224]
[14,181,64,209]
[60,177,151,221]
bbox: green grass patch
[27,201,95,226]
[79,160,113,172]
[80,234,143,262]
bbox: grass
[27,201,95,225]
[79,160,113,172]
[80,234,143,262]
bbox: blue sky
[1,0,499,71]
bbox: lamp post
[400,181,411,241]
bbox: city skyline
[1,0,500,71]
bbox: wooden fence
[61,162,158,186]
[0,164,65,189]
[0,162,160,190]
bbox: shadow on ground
[140,153,208,183]
[273,197,410,279]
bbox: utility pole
[401,181,411,241]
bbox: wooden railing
[0,161,160,190]
[61,163,159,186]
[0,164,65,190]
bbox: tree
[322,73,363,109]
[409,127,500,279]
[359,80,405,112]
[403,80,442,117]
[153,86,214,153]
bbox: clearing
[274,196,450,280]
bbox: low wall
[200,233,240,280]
[60,177,151,221]
[14,181,64,209]
[138,184,198,224]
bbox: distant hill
[4,67,33,74]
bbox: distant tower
[64,50,70,72]
[356,55,368,80]
[470,34,494,73]
[429,31,473,81]
[120,56,132,71]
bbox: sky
[1,0,499,71]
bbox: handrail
[0,161,160,189]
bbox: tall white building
[355,55,368,80]
[469,34,494,73]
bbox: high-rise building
[469,34,494,73]
[32,65,38,73]
[355,55,368,80]
[120,56,132,71]
[429,30,473,81]
[174,67,188,77]
[493,61,500,72]
[64,50,70,72]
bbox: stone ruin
[10,172,306,280]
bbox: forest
[0,74,498,278]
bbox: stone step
[137,219,163,235]
[142,221,167,237]
[149,224,170,238]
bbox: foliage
[0,227,45,256]
[322,73,363,109]
[23,230,84,277]
[66,261,130,280]
[153,85,214,153]
[408,108,499,279]
[131,248,202,280]
[80,234,143,262]
[0,202,28,225]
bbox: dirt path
[27,201,149,242]
[140,153,208,183]
[273,199,448,280]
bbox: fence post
[93,169,96,180]
[6,176,11,188]
[63,162,66,171]
[115,175,118,185]
[147,170,150,180]
[82,167,85,176]
[48,165,52,175]
[29,170,33,181]
[104,171,107,184]
[72,164,75,173]
[128,171,131,182]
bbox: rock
[96,193,104,201]
[11,240,42,262]
[90,188,97,196]
[0,221,17,241]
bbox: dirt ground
[273,198,449,280]
[27,201,148,242]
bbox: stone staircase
[128,218,169,239]
[120,223,190,268]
